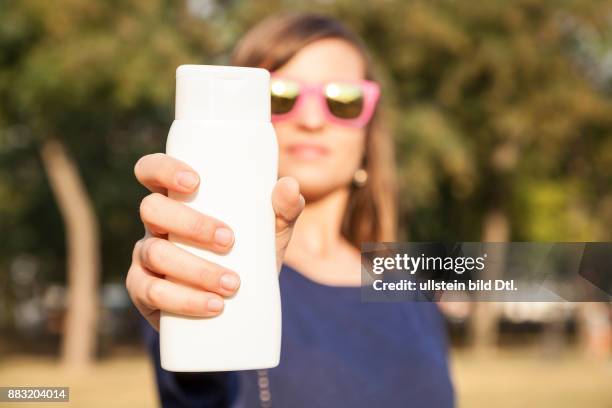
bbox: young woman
[126,12,454,407]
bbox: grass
[451,349,612,408]
[0,351,158,408]
[0,348,610,407]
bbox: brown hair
[231,12,397,246]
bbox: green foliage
[0,0,219,285]
[326,0,612,240]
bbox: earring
[353,168,368,187]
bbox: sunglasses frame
[270,74,381,128]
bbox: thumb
[272,177,305,271]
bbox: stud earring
[353,168,368,187]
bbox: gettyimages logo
[371,253,488,275]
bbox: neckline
[281,262,369,290]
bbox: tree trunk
[40,138,100,370]
[469,207,509,354]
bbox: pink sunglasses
[270,74,380,128]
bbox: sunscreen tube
[161,65,280,372]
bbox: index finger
[134,153,200,194]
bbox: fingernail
[220,274,240,291]
[208,298,224,312]
[176,171,199,189]
[214,228,234,246]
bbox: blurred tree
[0,0,234,368]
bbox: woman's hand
[126,153,304,331]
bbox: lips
[286,143,329,160]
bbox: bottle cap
[175,65,270,122]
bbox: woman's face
[272,39,367,201]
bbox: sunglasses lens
[324,82,364,119]
[270,79,300,114]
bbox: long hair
[231,12,397,245]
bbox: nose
[296,92,326,130]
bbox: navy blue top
[141,263,455,407]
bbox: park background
[0,0,611,406]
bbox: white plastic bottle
[160,65,281,372]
